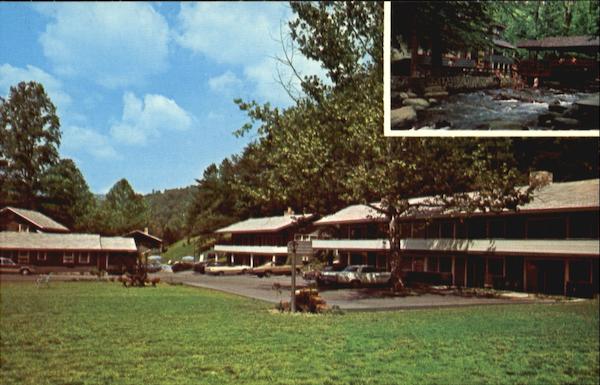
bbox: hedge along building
[213,211,315,267]
[0,232,138,274]
[313,175,599,297]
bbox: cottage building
[313,176,599,297]
[214,213,314,267]
[124,229,163,254]
[0,231,138,273]
[0,206,70,233]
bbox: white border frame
[383,1,600,137]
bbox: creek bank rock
[553,117,580,128]
[391,106,417,129]
[402,98,430,110]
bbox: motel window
[467,218,486,239]
[489,219,506,238]
[488,258,503,276]
[79,252,90,264]
[506,217,526,239]
[569,261,590,283]
[439,257,452,273]
[569,212,599,239]
[18,251,29,264]
[400,223,411,238]
[63,252,75,264]
[37,252,47,261]
[527,217,566,239]
[440,222,453,238]
[425,222,440,239]
[428,256,439,272]
[455,221,467,238]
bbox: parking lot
[156,270,551,311]
[1,270,555,310]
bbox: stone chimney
[285,207,294,216]
[529,171,553,188]
[144,227,149,234]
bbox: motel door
[467,256,485,288]
[98,254,107,271]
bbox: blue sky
[0,2,323,194]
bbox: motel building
[312,175,599,298]
[0,207,140,273]
[213,211,315,267]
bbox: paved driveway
[155,271,550,311]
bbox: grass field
[1,281,598,385]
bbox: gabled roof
[493,38,516,50]
[519,179,598,211]
[1,207,69,232]
[215,214,314,234]
[0,232,137,252]
[517,35,599,50]
[314,203,386,226]
[124,230,163,244]
[314,179,599,225]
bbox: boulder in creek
[391,106,417,129]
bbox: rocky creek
[391,87,599,130]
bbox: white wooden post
[250,254,254,268]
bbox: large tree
[0,81,61,208]
[101,178,147,235]
[235,2,532,289]
[39,158,96,231]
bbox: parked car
[171,261,194,272]
[336,265,391,288]
[145,261,163,273]
[251,262,301,278]
[0,257,35,275]
[205,262,251,276]
[315,264,346,286]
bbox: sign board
[287,240,313,257]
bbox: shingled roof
[0,232,137,252]
[517,35,599,50]
[314,179,599,225]
[1,207,69,232]
[215,214,314,234]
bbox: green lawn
[161,237,199,262]
[1,281,598,385]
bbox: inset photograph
[386,1,599,135]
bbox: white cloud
[110,92,194,145]
[61,125,119,160]
[0,64,72,113]
[176,2,326,105]
[37,3,169,88]
[208,71,243,94]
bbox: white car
[205,263,251,276]
[336,265,391,287]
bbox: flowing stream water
[417,88,597,130]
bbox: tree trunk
[388,213,405,291]
[563,1,573,35]
[410,20,419,78]
[431,24,443,78]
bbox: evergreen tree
[0,81,61,208]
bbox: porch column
[424,256,428,272]
[564,260,570,296]
[272,255,276,263]
[250,254,254,268]
[523,257,528,292]
[105,252,109,270]
[347,252,351,266]
[230,254,234,264]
